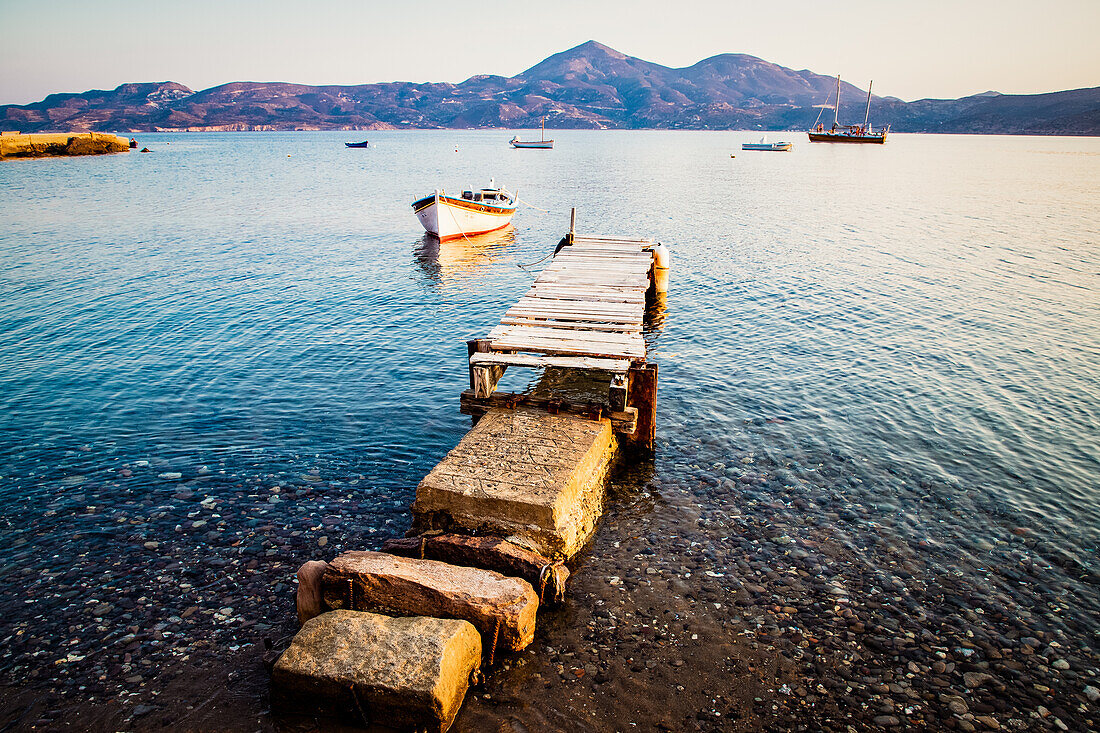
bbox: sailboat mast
[834,75,841,126]
[863,81,873,130]
[541,116,545,142]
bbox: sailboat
[808,76,889,144]
[510,117,554,149]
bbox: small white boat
[510,117,554,149]
[412,182,516,240]
[742,136,793,152]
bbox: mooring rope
[515,197,550,214]
[538,564,552,604]
[516,248,556,272]
[444,201,477,245]
[487,617,501,666]
[349,684,371,727]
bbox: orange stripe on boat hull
[436,221,512,241]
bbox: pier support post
[624,362,658,451]
[609,373,628,413]
[467,339,505,397]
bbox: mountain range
[3,41,1098,135]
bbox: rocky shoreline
[0,132,131,159]
[0,445,1097,731]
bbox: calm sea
[1,130,1098,697]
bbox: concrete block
[322,550,538,653]
[412,408,616,560]
[272,609,480,732]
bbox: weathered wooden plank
[488,324,643,349]
[569,244,650,252]
[507,306,642,323]
[536,271,648,283]
[528,285,646,302]
[514,295,640,309]
[525,290,645,302]
[469,352,630,372]
[567,246,649,254]
[499,316,639,332]
[551,249,651,258]
[542,256,649,266]
[514,296,641,312]
[550,259,649,268]
[539,264,649,275]
[488,334,645,360]
[564,250,647,259]
[535,275,649,289]
[506,315,641,328]
[382,534,570,607]
[485,336,640,359]
[556,246,650,254]
[573,235,653,243]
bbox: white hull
[413,193,516,241]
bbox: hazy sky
[2,0,1098,105]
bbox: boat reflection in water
[413,225,517,286]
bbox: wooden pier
[464,226,663,450]
[274,220,669,732]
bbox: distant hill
[3,41,1097,135]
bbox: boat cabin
[461,188,509,203]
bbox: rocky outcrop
[322,551,538,653]
[0,132,130,159]
[272,609,480,733]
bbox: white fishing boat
[412,182,516,241]
[742,136,793,152]
[510,117,554,149]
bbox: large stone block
[272,609,480,733]
[412,408,616,559]
[322,551,538,653]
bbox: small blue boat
[344,140,369,148]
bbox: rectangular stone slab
[272,609,480,733]
[412,408,616,560]
[383,533,570,606]
[322,550,538,653]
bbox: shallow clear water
[1,131,1098,703]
